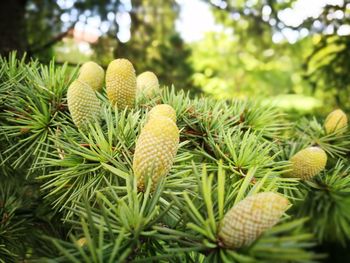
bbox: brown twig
[79,143,117,150]
[28,22,77,55]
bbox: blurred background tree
[0,0,194,92]
[113,0,194,91]
[1,0,350,110]
[201,0,350,111]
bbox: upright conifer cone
[218,192,289,249]
[105,59,136,109]
[137,71,160,97]
[148,104,176,123]
[133,116,179,191]
[76,237,87,247]
[289,146,327,180]
[78,61,105,91]
[324,109,348,134]
[67,80,101,129]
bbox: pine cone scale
[218,192,289,249]
[133,112,179,191]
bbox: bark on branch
[28,22,77,55]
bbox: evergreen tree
[1,52,350,262]
[113,0,194,92]
[204,0,350,109]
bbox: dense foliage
[201,0,350,109]
[2,1,350,110]
[1,54,350,262]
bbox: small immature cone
[78,61,105,91]
[324,109,348,134]
[133,116,179,191]
[218,192,289,249]
[137,71,160,97]
[105,59,136,109]
[289,146,327,180]
[55,127,65,160]
[20,127,30,134]
[148,104,176,123]
[76,237,87,247]
[67,80,101,129]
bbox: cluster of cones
[289,109,347,180]
[67,59,348,251]
[67,59,159,129]
[219,109,348,249]
[66,59,179,193]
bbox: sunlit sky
[176,0,349,43]
[175,0,219,42]
[58,0,349,50]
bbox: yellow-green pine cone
[78,61,105,91]
[105,58,136,109]
[76,237,87,247]
[133,116,179,191]
[67,80,101,129]
[324,109,348,134]
[148,104,176,123]
[137,71,160,97]
[289,146,327,180]
[218,192,289,249]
